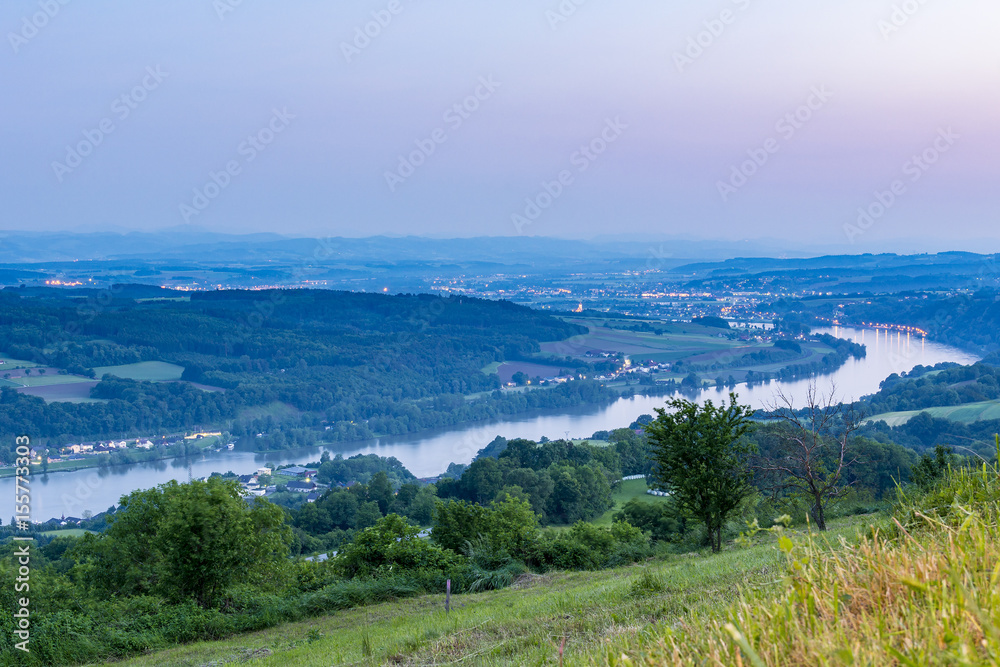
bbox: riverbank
[0,326,979,519]
[0,437,222,479]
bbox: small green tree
[72,478,291,607]
[367,471,395,514]
[334,514,461,578]
[911,444,955,490]
[645,393,756,552]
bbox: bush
[528,521,650,571]
[333,514,464,579]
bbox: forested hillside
[0,287,596,461]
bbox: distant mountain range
[2,231,997,290]
[0,230,840,266]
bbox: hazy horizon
[2,1,997,250]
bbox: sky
[1,0,998,251]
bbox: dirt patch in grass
[201,647,272,666]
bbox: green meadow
[868,399,1000,426]
[92,361,186,381]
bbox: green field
[105,515,874,667]
[93,361,186,381]
[867,399,1000,426]
[40,528,95,538]
[543,319,740,363]
[0,353,39,368]
[538,318,831,384]
[480,361,502,375]
[569,438,611,448]
[592,477,667,526]
[15,374,94,387]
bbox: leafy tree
[367,471,395,514]
[296,501,333,534]
[432,499,489,553]
[614,497,687,542]
[334,514,461,579]
[432,495,539,561]
[73,478,290,606]
[458,457,504,504]
[911,444,955,490]
[407,486,437,525]
[646,393,756,552]
[354,500,383,529]
[610,427,650,476]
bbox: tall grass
[607,445,1000,666]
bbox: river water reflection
[3,327,980,519]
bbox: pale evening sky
[1,0,998,250]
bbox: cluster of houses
[55,437,172,461]
[52,432,228,462]
[592,358,672,382]
[234,466,325,503]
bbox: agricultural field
[2,360,187,403]
[14,372,94,387]
[39,528,96,538]
[534,316,845,387]
[0,352,40,368]
[479,361,502,375]
[1,361,106,402]
[92,360,185,381]
[17,381,102,403]
[495,360,576,383]
[541,318,739,363]
[867,399,1000,427]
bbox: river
[2,327,980,521]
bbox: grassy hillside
[102,517,872,667]
[98,457,1000,667]
[608,458,1000,665]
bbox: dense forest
[286,432,652,554]
[864,362,1000,414]
[0,287,626,463]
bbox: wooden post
[446,579,451,613]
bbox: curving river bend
[2,327,980,520]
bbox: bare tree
[758,383,864,531]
